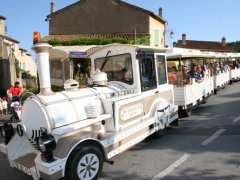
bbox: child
[1,97,8,115]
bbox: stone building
[174,34,234,52]
[45,0,166,47]
[0,15,37,95]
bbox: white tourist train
[167,48,240,116]
[0,43,179,180]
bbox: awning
[49,45,100,61]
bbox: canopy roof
[167,48,240,60]
[49,44,167,60]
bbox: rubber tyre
[202,98,207,104]
[185,110,192,117]
[65,145,104,180]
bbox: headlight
[37,132,56,163]
[37,134,56,153]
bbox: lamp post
[164,21,174,48]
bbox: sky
[1,0,240,53]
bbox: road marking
[152,154,190,179]
[233,116,240,123]
[201,129,226,146]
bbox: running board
[10,153,39,180]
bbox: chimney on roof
[182,33,187,45]
[221,37,226,47]
[0,16,6,36]
[50,0,55,14]
[159,7,163,18]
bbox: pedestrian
[2,97,8,115]
[7,81,23,102]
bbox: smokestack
[221,37,226,47]
[182,33,187,45]
[32,43,53,95]
[159,7,163,18]
[0,15,6,36]
[50,0,55,14]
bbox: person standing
[2,97,8,115]
[7,81,23,102]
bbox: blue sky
[1,0,240,52]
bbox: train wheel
[202,98,207,104]
[185,110,192,117]
[65,145,104,180]
[179,108,191,118]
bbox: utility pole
[134,28,137,44]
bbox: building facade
[0,16,37,95]
[174,34,234,52]
[45,0,166,47]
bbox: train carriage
[227,53,240,82]
[166,48,215,116]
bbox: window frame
[137,52,157,92]
[94,53,134,85]
[155,54,168,86]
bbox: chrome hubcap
[77,153,100,180]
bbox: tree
[228,41,240,52]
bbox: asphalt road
[1,82,240,180]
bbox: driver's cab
[89,44,175,131]
[89,44,169,94]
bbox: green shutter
[154,29,160,46]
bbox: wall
[49,0,149,35]
[14,49,37,76]
[0,19,5,36]
[149,16,165,47]
[0,60,10,96]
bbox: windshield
[95,53,133,85]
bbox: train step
[10,153,38,178]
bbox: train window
[138,53,157,91]
[156,55,167,85]
[167,60,180,85]
[95,54,133,85]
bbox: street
[1,82,240,180]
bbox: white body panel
[214,71,230,89]
[173,77,213,107]
[230,68,240,80]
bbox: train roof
[167,48,240,59]
[49,44,167,60]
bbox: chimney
[182,33,187,45]
[0,16,6,36]
[32,43,53,95]
[50,0,55,14]
[159,7,163,18]
[221,37,226,47]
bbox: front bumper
[35,155,65,180]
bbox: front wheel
[65,145,104,180]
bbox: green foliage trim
[48,36,150,46]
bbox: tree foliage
[228,41,240,52]
[48,36,150,46]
